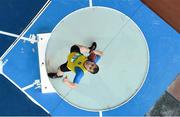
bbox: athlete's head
[84,61,99,74]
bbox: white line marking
[89,0,93,7]
[1,73,50,114]
[0,59,8,74]
[0,31,29,40]
[22,80,41,91]
[37,33,56,93]
[0,0,51,60]
[99,111,103,117]
[0,31,38,44]
[22,83,35,91]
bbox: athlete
[48,42,103,88]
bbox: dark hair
[90,64,99,74]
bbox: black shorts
[59,45,81,72]
[58,62,70,72]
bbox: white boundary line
[22,83,35,91]
[1,73,50,114]
[0,30,29,40]
[0,0,51,60]
[89,0,93,7]
[99,111,103,117]
[37,33,56,93]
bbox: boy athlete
[48,42,103,88]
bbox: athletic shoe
[89,42,97,53]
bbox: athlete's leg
[48,62,70,78]
[57,62,70,76]
[76,42,97,53]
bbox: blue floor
[0,35,15,57]
[0,75,50,116]
[1,0,180,116]
[0,0,49,57]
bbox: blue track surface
[0,35,15,57]
[0,0,49,57]
[0,0,48,34]
[0,75,49,115]
[1,0,180,116]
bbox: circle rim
[46,6,150,112]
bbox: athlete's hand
[70,83,77,89]
[63,76,77,89]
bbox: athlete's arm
[91,50,103,56]
[63,68,84,88]
[94,55,101,63]
[73,67,84,84]
[63,68,84,89]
